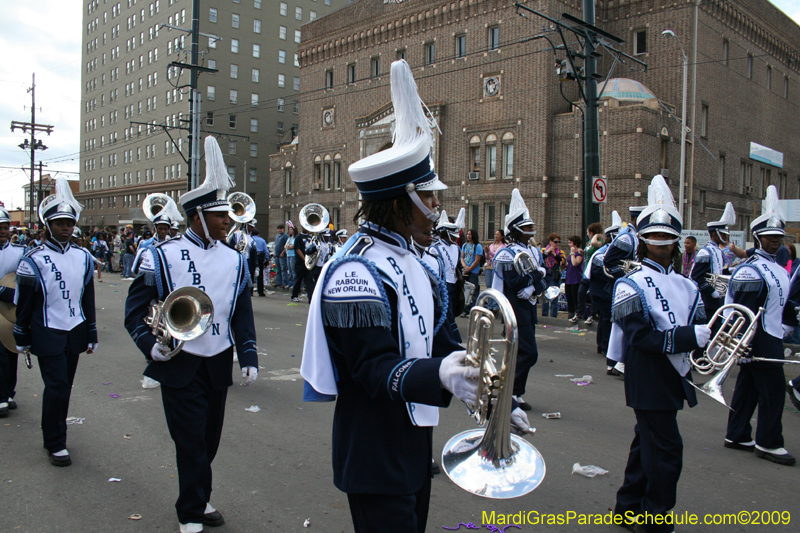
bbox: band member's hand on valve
[694,325,712,348]
[150,343,172,362]
[517,286,535,301]
[242,366,258,386]
[439,350,479,408]
[510,407,534,436]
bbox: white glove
[510,407,534,436]
[694,325,712,348]
[150,343,172,362]
[255,268,260,277]
[796,306,800,324]
[87,343,98,354]
[16,346,30,353]
[517,286,535,300]
[439,350,479,408]
[711,290,721,299]
[242,366,258,386]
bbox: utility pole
[581,0,601,238]
[161,0,217,192]
[11,73,53,227]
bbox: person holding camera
[541,233,566,317]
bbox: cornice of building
[75,182,183,199]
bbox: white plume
[436,209,449,229]
[763,185,782,220]
[161,198,185,223]
[719,202,736,226]
[390,60,437,149]
[454,208,465,229]
[611,210,622,228]
[201,136,235,193]
[647,174,676,209]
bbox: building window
[502,143,514,178]
[455,34,466,58]
[284,168,292,193]
[250,118,258,132]
[371,57,380,77]
[293,77,300,91]
[277,98,284,112]
[209,8,217,22]
[229,89,238,103]
[767,65,772,90]
[699,190,706,213]
[488,26,499,51]
[278,73,285,87]
[229,140,237,155]
[251,93,259,107]
[206,111,214,126]
[278,49,285,63]
[334,157,342,189]
[293,101,299,114]
[484,204,496,239]
[250,143,258,157]
[294,29,301,44]
[747,53,753,79]
[700,103,709,137]
[295,6,302,20]
[232,14,239,28]
[425,42,435,65]
[228,166,236,181]
[279,25,286,40]
[740,161,752,195]
[255,0,261,8]
[208,34,218,48]
[486,145,497,179]
[249,168,257,182]
[324,161,332,190]
[347,63,356,83]
[310,11,317,21]
[396,49,406,61]
[252,68,260,82]
[229,114,237,128]
[279,2,287,16]
[784,75,789,99]
[470,145,480,172]
[325,69,334,88]
[231,39,239,53]
[253,19,261,34]
[294,53,300,67]
[207,85,215,100]
[722,38,729,66]
[778,172,787,197]
[717,154,725,190]
[633,28,647,55]
[231,64,238,78]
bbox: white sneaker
[568,315,578,324]
[584,317,594,325]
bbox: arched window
[485,134,498,179]
[313,155,322,186]
[501,132,514,179]
[334,153,343,189]
[469,135,481,172]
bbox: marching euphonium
[299,203,330,270]
[603,259,642,278]
[143,193,171,222]
[144,286,214,358]
[706,273,730,297]
[225,192,256,253]
[441,289,546,499]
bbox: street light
[663,29,688,221]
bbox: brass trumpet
[441,289,546,499]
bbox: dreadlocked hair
[353,194,415,233]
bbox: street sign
[591,176,607,203]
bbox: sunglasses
[552,240,561,244]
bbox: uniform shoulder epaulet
[694,248,710,261]
[346,234,375,257]
[154,234,181,248]
[611,277,648,322]
[612,233,634,252]
[23,245,44,258]
[728,263,763,293]
[320,254,391,329]
[592,250,606,265]
[9,243,26,250]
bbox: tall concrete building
[79,0,345,231]
[270,0,800,242]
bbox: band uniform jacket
[14,240,98,356]
[124,230,257,389]
[690,240,725,315]
[0,241,26,304]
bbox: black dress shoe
[431,461,441,475]
[8,399,16,409]
[724,439,755,452]
[787,382,800,411]
[203,510,225,527]
[754,447,796,466]
[48,452,72,467]
[0,404,8,418]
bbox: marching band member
[492,188,547,412]
[333,229,348,255]
[133,195,184,275]
[0,207,25,417]
[13,178,98,466]
[604,205,646,279]
[690,202,735,317]
[434,208,464,312]
[301,60,515,533]
[723,186,797,466]
[170,220,181,238]
[416,227,462,346]
[125,136,258,532]
[611,175,710,532]
[589,211,621,373]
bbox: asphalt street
[2,275,799,532]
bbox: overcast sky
[1,0,799,211]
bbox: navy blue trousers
[347,476,431,533]
[161,360,228,525]
[37,349,80,452]
[0,345,18,401]
[615,409,683,533]
[726,364,786,449]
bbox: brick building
[78,0,346,233]
[270,0,800,243]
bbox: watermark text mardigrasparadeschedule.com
[442,510,792,530]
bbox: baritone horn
[706,274,730,297]
[442,289,546,499]
[299,203,330,270]
[142,193,171,222]
[144,286,214,358]
[225,192,256,252]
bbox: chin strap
[511,223,536,237]
[640,236,680,246]
[196,207,217,247]
[715,230,730,245]
[406,188,439,222]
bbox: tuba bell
[299,203,330,270]
[143,193,172,222]
[225,192,256,253]
[144,286,214,358]
[441,289,546,499]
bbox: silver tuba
[225,192,256,253]
[689,304,800,408]
[143,193,171,222]
[144,286,214,358]
[442,289,546,499]
[299,203,330,270]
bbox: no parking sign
[591,176,607,204]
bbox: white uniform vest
[0,242,25,278]
[726,253,789,340]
